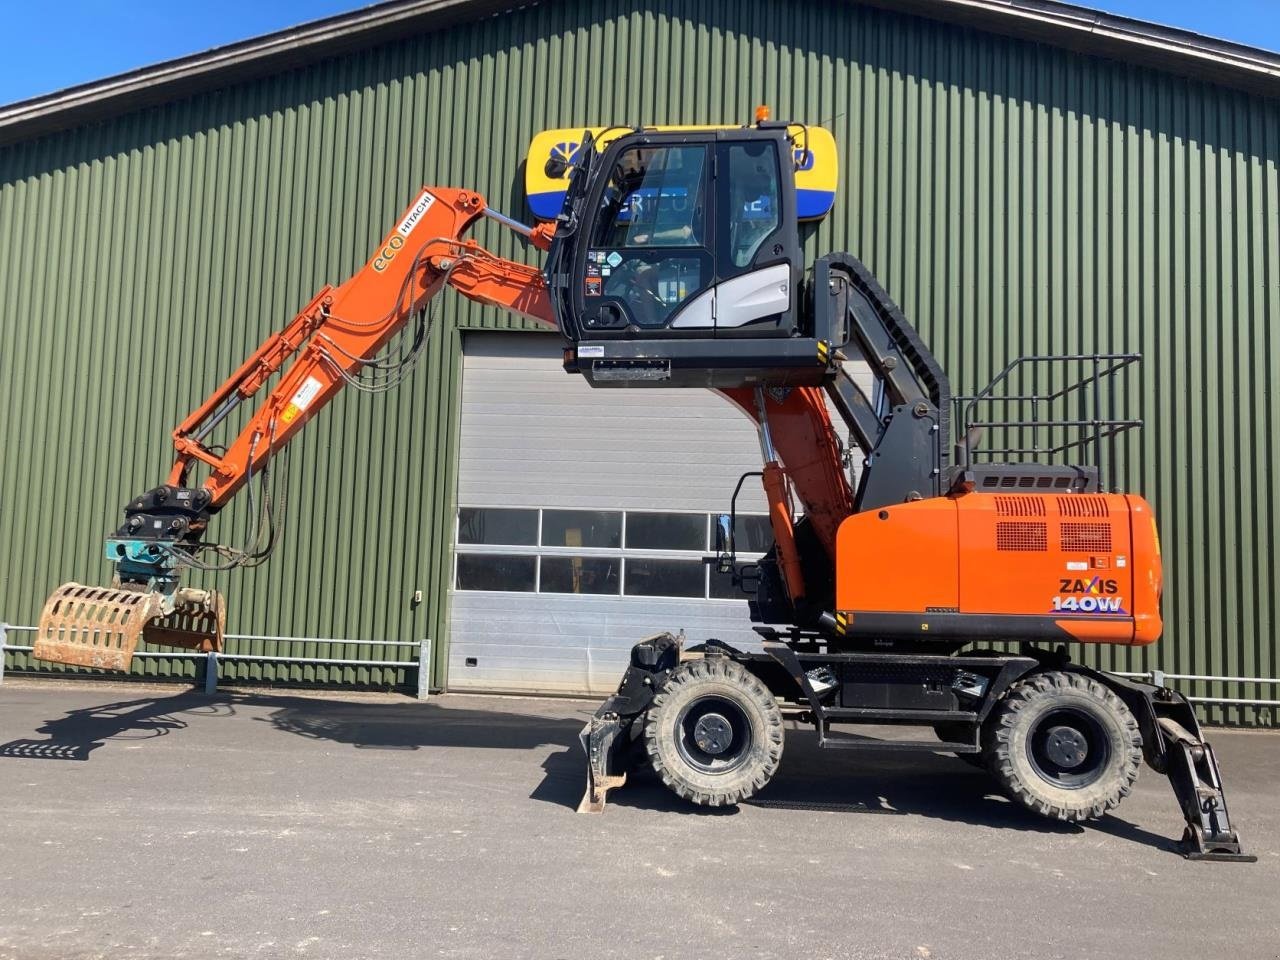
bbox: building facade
[1,0,1277,723]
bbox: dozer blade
[34,583,224,672]
[577,712,629,814]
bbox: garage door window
[623,558,706,598]
[540,556,621,595]
[458,507,538,546]
[624,512,707,551]
[453,508,768,599]
[455,553,537,591]
[541,510,622,549]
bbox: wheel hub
[693,713,733,755]
[1027,706,1113,789]
[1043,725,1088,769]
[674,695,753,774]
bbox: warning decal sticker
[280,376,324,425]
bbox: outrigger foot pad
[34,582,224,672]
[1163,733,1257,863]
[1181,824,1256,862]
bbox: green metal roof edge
[0,0,537,147]
[0,0,1277,148]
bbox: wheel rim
[1026,707,1112,789]
[674,695,753,774]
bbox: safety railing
[1107,670,1280,707]
[952,353,1143,491]
[0,623,432,700]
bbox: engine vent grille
[1061,521,1113,553]
[997,521,1048,552]
[995,495,1046,517]
[1058,496,1110,517]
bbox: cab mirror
[713,514,734,574]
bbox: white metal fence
[2,619,1278,710]
[1108,670,1280,707]
[0,623,432,700]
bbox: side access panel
[836,498,959,619]
[956,492,1142,644]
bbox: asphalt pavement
[1,680,1276,960]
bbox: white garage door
[448,331,774,696]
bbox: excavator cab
[546,126,833,388]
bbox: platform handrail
[952,352,1143,489]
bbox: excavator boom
[34,188,562,670]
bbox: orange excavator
[33,118,1251,860]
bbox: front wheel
[984,671,1142,821]
[644,657,784,807]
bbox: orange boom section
[834,492,1162,645]
[169,188,556,507]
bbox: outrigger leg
[577,632,682,813]
[1105,674,1255,862]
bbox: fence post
[204,650,219,695]
[416,638,431,701]
[0,623,7,687]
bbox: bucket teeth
[34,583,224,672]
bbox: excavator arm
[34,183,848,671]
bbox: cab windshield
[591,146,707,249]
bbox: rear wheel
[644,657,784,806]
[984,671,1142,821]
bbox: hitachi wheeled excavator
[32,113,1252,861]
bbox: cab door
[576,138,717,333]
[702,137,799,337]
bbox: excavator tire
[644,657,783,807]
[984,670,1142,821]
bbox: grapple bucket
[34,583,225,672]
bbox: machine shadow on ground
[0,691,236,760]
[0,688,589,761]
[532,728,1181,855]
[1,686,1178,855]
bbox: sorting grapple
[35,583,224,672]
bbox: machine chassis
[580,631,1254,862]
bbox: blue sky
[2,0,1277,106]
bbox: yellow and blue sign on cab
[525,124,839,222]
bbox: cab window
[720,141,782,272]
[591,146,707,249]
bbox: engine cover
[834,492,1162,645]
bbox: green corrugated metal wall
[1,0,1277,719]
